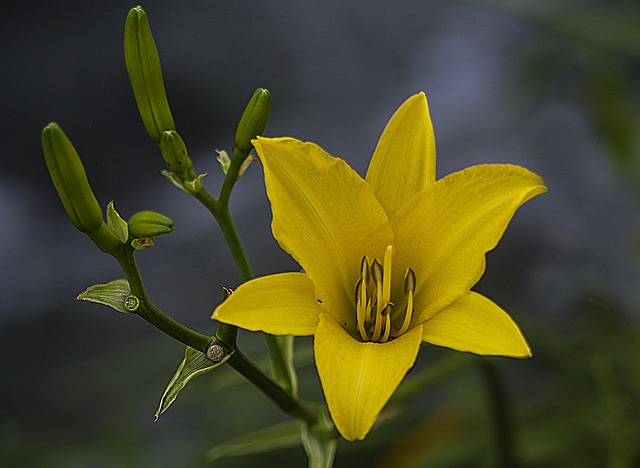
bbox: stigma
[354,245,415,343]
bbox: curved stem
[195,184,291,391]
[194,188,253,282]
[116,249,212,353]
[218,147,247,208]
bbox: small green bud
[159,130,196,181]
[234,88,271,155]
[124,6,175,143]
[127,210,174,238]
[42,122,103,233]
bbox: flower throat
[355,245,415,343]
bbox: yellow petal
[391,164,546,324]
[314,313,423,441]
[212,273,322,335]
[422,292,531,358]
[253,137,394,330]
[365,93,436,218]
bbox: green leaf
[206,420,302,462]
[106,201,128,243]
[155,346,232,420]
[216,149,231,174]
[76,278,132,313]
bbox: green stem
[228,348,317,425]
[196,176,292,392]
[196,156,297,418]
[194,188,253,282]
[218,148,247,208]
[479,360,518,468]
[116,249,212,353]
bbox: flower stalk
[479,360,519,468]
[114,248,213,353]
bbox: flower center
[354,245,415,343]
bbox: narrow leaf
[155,346,232,419]
[206,420,302,462]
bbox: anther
[354,278,363,305]
[371,259,383,284]
[403,268,416,296]
[360,256,370,284]
[392,268,416,338]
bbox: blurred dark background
[2,0,640,466]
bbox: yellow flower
[212,93,546,441]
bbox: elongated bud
[124,6,175,143]
[234,88,271,155]
[42,122,103,233]
[42,123,122,254]
[127,210,174,238]
[159,130,196,181]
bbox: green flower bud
[127,210,174,238]
[42,122,104,233]
[234,88,271,155]
[42,123,122,254]
[124,6,175,143]
[159,130,196,181]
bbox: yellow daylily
[212,93,546,441]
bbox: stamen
[404,267,416,296]
[355,279,369,341]
[392,268,416,338]
[371,305,383,342]
[380,304,393,343]
[360,256,370,285]
[371,259,383,288]
[365,296,375,324]
[352,248,416,343]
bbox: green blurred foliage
[481,0,640,186]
